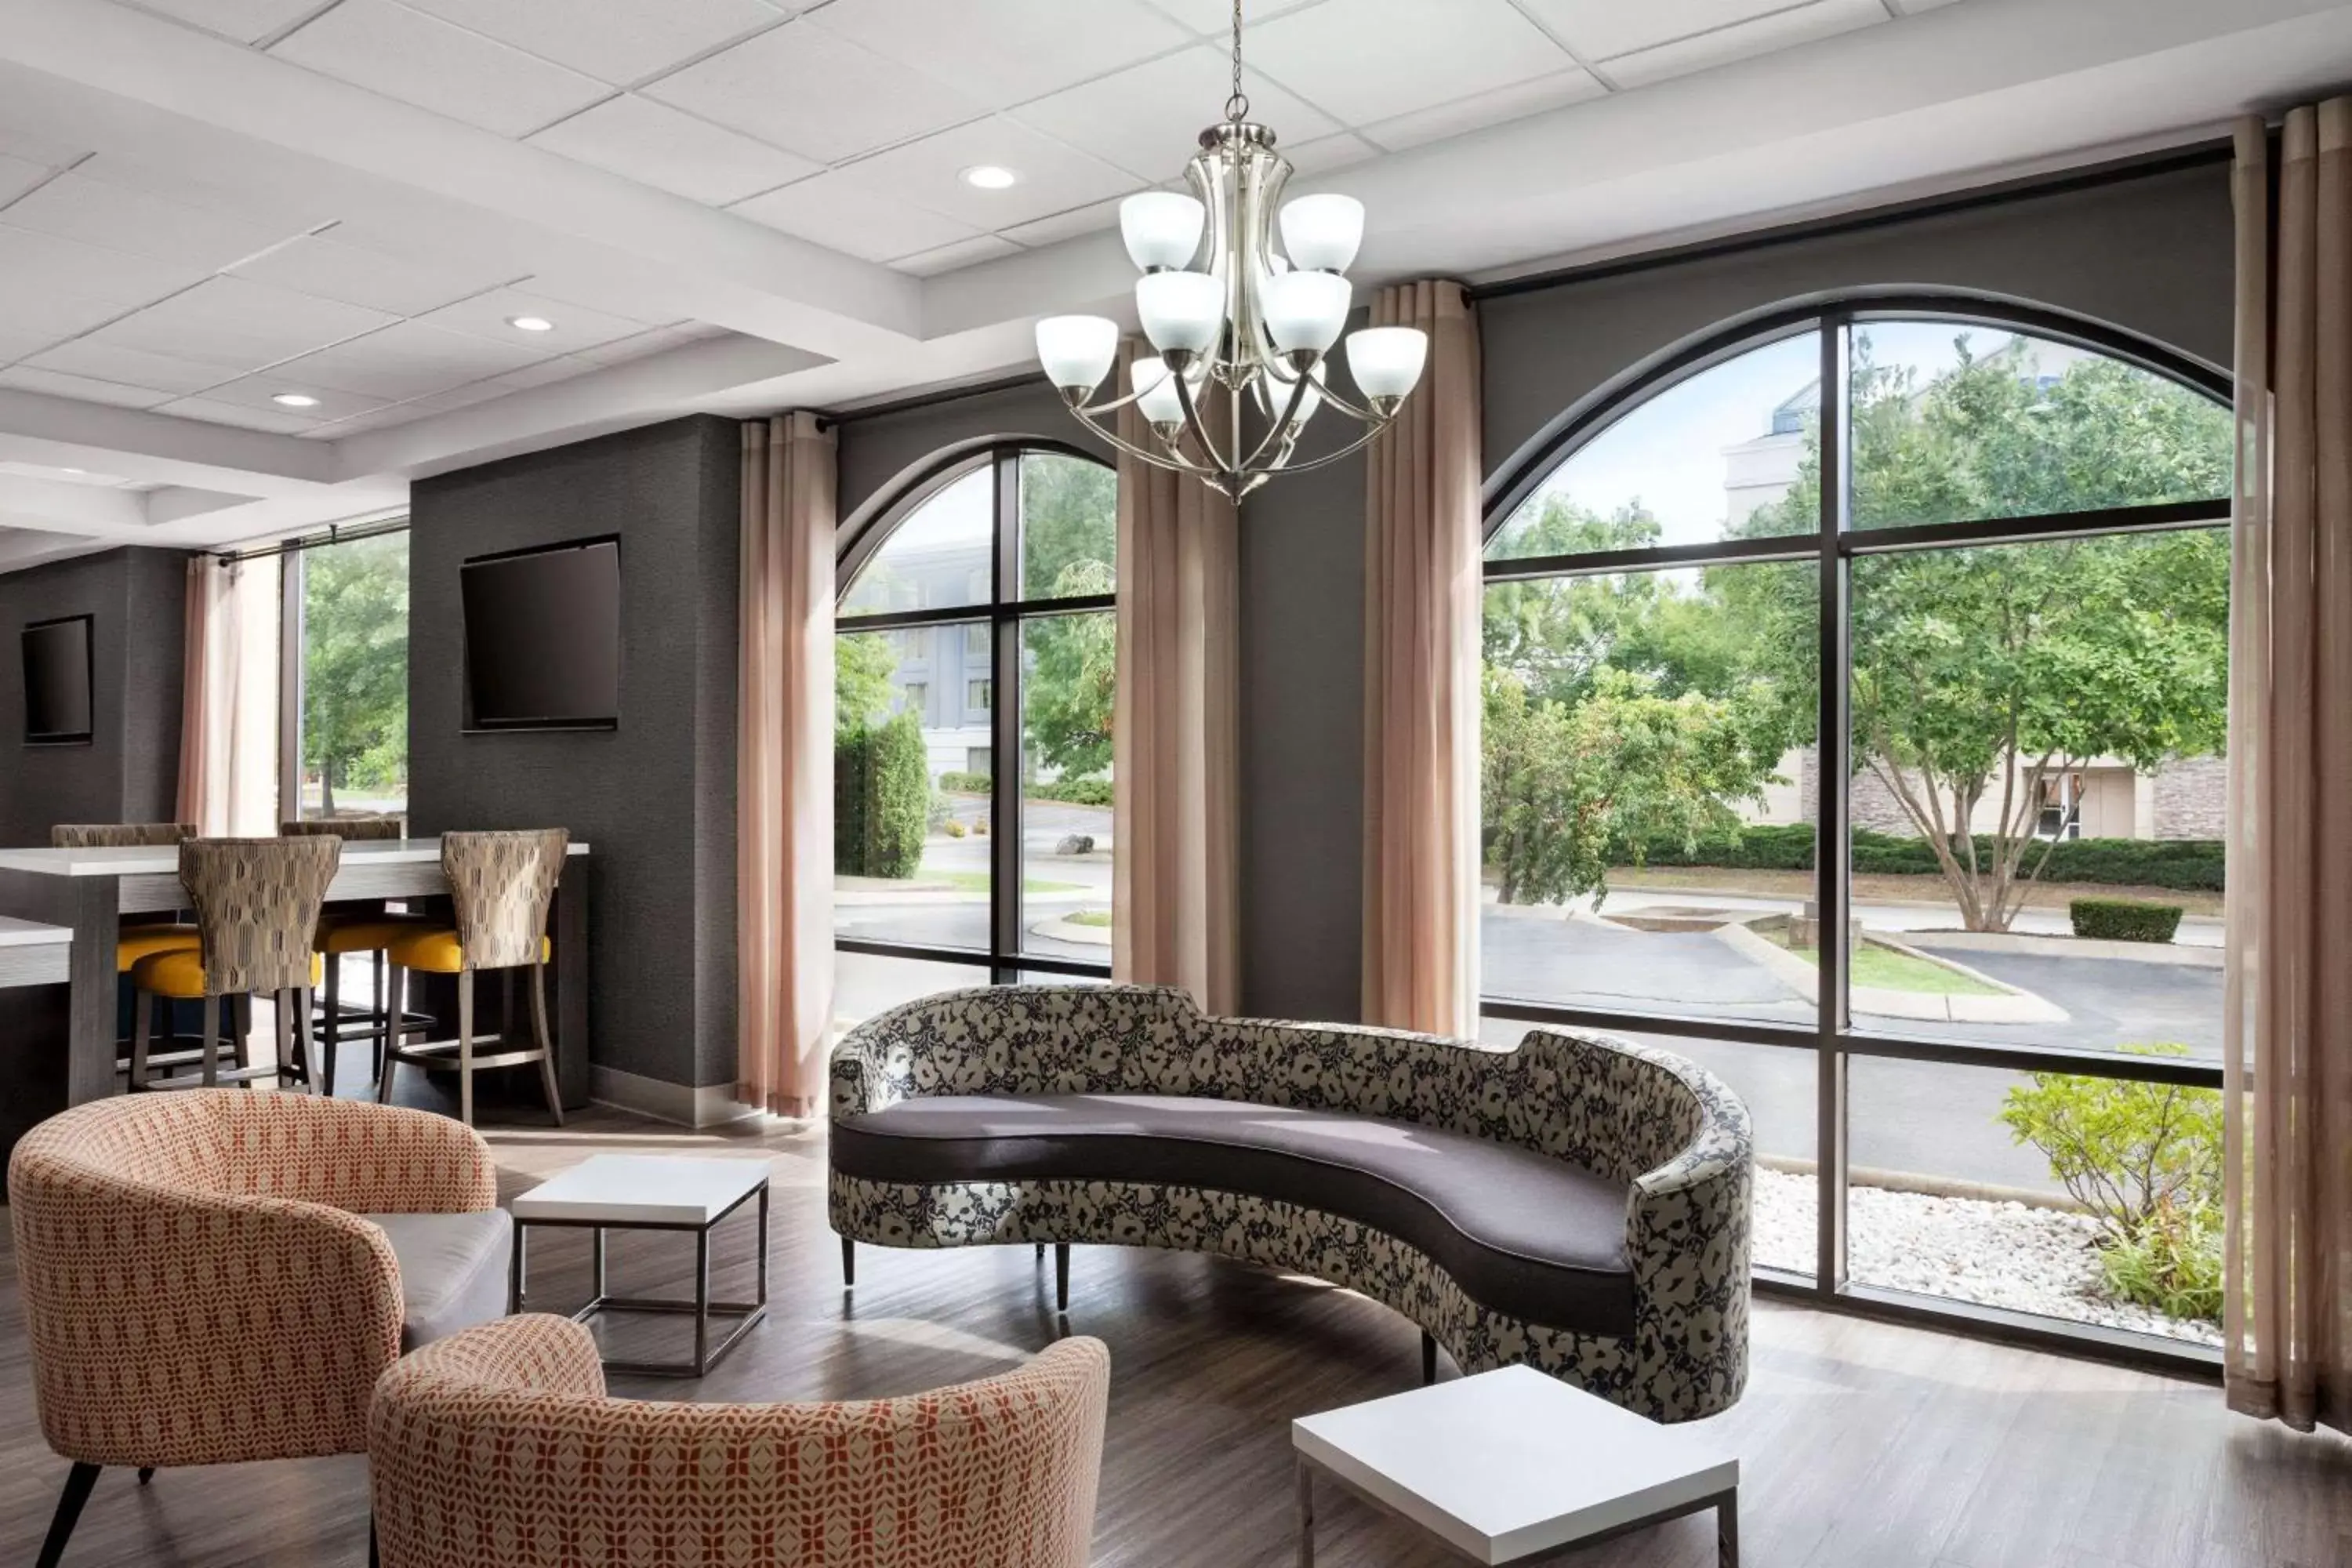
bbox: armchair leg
[137,1468,154,1485]
[370,1516,379,1568]
[1055,1243,1070,1313]
[37,1461,100,1568]
[1422,1330,1437,1386]
[840,1236,855,1287]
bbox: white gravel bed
[1751,1167,2221,1346]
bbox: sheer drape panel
[1113,343,1240,1012]
[175,554,278,837]
[1361,280,1482,1036]
[739,412,837,1118]
[2223,107,2352,1436]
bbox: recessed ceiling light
[271,392,320,408]
[960,165,1018,191]
[507,314,556,332]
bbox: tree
[836,630,898,738]
[1016,453,1120,782]
[1726,332,2232,930]
[1019,452,1116,597]
[301,533,408,815]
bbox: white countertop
[511,1154,769,1226]
[0,915,70,949]
[1293,1367,1738,1565]
[0,837,590,878]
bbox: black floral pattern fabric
[829,985,1752,1422]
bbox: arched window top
[1486,309,2232,562]
[840,442,1115,615]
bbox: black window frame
[833,437,1116,985]
[1481,293,2232,1374]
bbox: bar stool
[48,822,234,1077]
[379,828,566,1127]
[284,816,426,1094]
[126,835,341,1091]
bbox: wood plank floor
[3,1102,2347,1567]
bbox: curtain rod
[806,370,1051,433]
[212,516,409,564]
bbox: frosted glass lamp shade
[1136,271,1223,355]
[1120,191,1206,271]
[1035,315,1118,393]
[1263,271,1350,354]
[1346,326,1428,400]
[1133,356,1187,423]
[1279,194,1364,273]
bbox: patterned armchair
[369,1314,1112,1568]
[830,985,1751,1422]
[9,1091,501,1566]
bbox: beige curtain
[1112,343,1240,1012]
[1361,280,1483,1036]
[175,554,278,837]
[738,412,837,1118]
[2223,107,2352,1435]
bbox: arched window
[1479,300,2230,1348]
[833,442,1117,1021]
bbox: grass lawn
[935,870,1087,895]
[1064,909,1113,928]
[1778,939,2006,996]
[1602,864,2223,918]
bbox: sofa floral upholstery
[8,1091,498,1468]
[829,985,1752,1421]
[368,1314,1111,1568]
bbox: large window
[285,528,410,824]
[1483,302,2231,1359]
[832,444,1116,1025]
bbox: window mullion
[1817,313,1853,1296]
[989,449,1023,981]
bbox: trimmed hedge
[2070,897,2185,943]
[836,713,931,879]
[938,770,990,795]
[928,771,1113,808]
[1631,822,2223,892]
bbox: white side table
[1292,1366,1739,1566]
[510,1154,771,1377]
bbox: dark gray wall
[837,379,1113,530]
[408,415,740,1092]
[0,546,187,848]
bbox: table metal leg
[1719,1490,1738,1568]
[693,1228,711,1374]
[509,1221,527,1312]
[591,1228,606,1300]
[1296,1457,1315,1568]
[755,1183,770,1307]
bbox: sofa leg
[136,1468,154,1486]
[38,1461,100,1568]
[1422,1330,1437,1386]
[840,1236,854,1288]
[1054,1243,1070,1313]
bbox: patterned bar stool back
[281,817,406,841]
[51,822,196,848]
[444,829,567,972]
[180,836,343,997]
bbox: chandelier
[1032,0,1428,500]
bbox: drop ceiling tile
[1511,0,1791,61]
[0,126,88,169]
[827,118,1140,231]
[227,233,512,316]
[729,176,982,263]
[527,95,818,206]
[0,328,59,365]
[269,320,556,399]
[0,289,130,350]
[483,354,604,390]
[1359,67,1602,151]
[1242,0,1572,126]
[269,0,611,138]
[408,285,655,351]
[893,234,1021,276]
[0,169,299,270]
[1142,0,1332,33]
[186,375,391,422]
[154,394,324,434]
[126,0,331,43]
[1599,0,1885,87]
[570,322,724,365]
[1010,47,1337,184]
[396,0,793,85]
[0,365,174,409]
[0,153,55,206]
[643,21,985,165]
[84,277,400,372]
[1889,0,1965,11]
[811,0,1191,111]
[0,224,205,308]
[1284,132,1383,174]
[999,196,1127,249]
[23,340,230,396]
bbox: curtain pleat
[2223,106,2352,1435]
[1361,280,1482,1036]
[175,554,276,837]
[1112,343,1240,1013]
[738,412,837,1118]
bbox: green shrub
[2097,1200,2224,1320]
[2069,897,2184,943]
[1626,824,2223,892]
[1029,775,1112,807]
[834,713,931,879]
[938,770,991,796]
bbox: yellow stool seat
[387,928,550,974]
[318,916,436,955]
[132,947,323,1000]
[115,925,200,975]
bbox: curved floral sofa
[829,985,1751,1422]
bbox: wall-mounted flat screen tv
[460,537,620,731]
[23,614,93,746]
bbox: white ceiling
[0,0,2343,570]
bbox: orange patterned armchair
[9,1091,503,1566]
[368,1314,1112,1568]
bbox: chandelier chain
[1225,0,1248,123]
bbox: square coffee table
[1292,1366,1739,1566]
[510,1154,770,1377]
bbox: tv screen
[460,538,620,731]
[23,614,93,746]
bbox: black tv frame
[21,612,94,748]
[459,535,622,735]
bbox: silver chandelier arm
[1258,416,1399,479]
[1241,369,1317,471]
[1070,406,1222,478]
[1170,366,1240,480]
